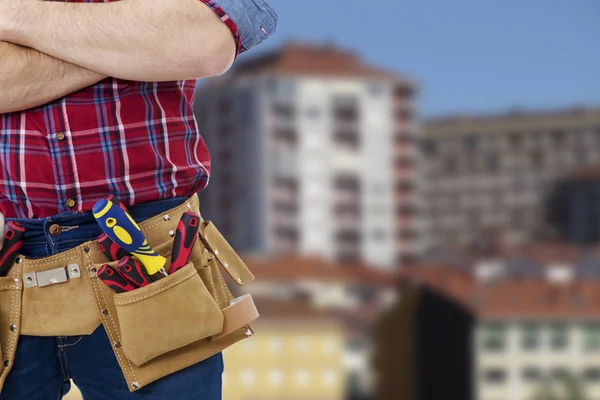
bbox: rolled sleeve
[199,0,278,57]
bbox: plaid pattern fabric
[0,0,243,218]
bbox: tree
[531,371,587,400]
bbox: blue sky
[256,0,600,117]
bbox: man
[0,0,277,398]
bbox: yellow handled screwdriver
[93,197,168,277]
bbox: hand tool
[119,256,153,288]
[0,221,26,277]
[106,194,128,211]
[97,263,137,293]
[168,212,200,274]
[97,233,129,261]
[0,212,5,251]
[93,197,167,277]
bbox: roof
[253,298,343,325]
[225,41,416,86]
[244,255,401,285]
[422,106,600,137]
[401,264,600,319]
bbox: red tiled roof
[229,41,415,85]
[401,264,600,319]
[245,255,401,285]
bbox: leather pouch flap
[199,221,255,286]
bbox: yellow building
[223,300,347,400]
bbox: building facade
[420,107,600,252]
[195,42,419,268]
[378,253,600,400]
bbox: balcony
[271,127,298,149]
[333,128,361,151]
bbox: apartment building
[420,107,600,252]
[222,299,346,400]
[194,42,419,268]
[242,255,400,400]
[377,250,600,400]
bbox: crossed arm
[0,0,237,114]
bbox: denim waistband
[7,196,188,259]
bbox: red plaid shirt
[0,0,276,218]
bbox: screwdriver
[97,233,129,261]
[0,221,26,277]
[168,212,201,274]
[119,256,152,288]
[97,264,137,293]
[93,197,167,277]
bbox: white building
[194,42,419,268]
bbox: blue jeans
[1,197,223,400]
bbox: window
[584,324,600,351]
[488,153,500,172]
[481,324,506,351]
[553,130,565,145]
[464,135,478,151]
[332,96,359,123]
[550,324,568,350]
[522,367,542,382]
[583,368,600,382]
[272,103,295,120]
[483,368,507,384]
[522,324,541,350]
[551,368,569,380]
[510,133,522,149]
[421,139,437,155]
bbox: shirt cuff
[199,0,278,57]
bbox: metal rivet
[73,268,79,274]
[25,276,32,283]
[131,382,140,389]
[244,328,253,337]
[15,257,22,264]
[237,278,243,284]
[169,230,175,237]
[223,262,229,269]
[4,360,9,367]
[114,341,121,348]
[186,203,192,209]
[83,247,90,253]
[10,324,16,332]
[163,215,170,221]
[102,309,109,316]
[214,249,219,256]
[13,279,19,286]
[89,266,97,276]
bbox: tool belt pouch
[113,263,224,366]
[0,270,23,389]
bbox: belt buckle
[23,264,81,288]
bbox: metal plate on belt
[23,264,81,288]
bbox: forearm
[0,42,105,114]
[0,0,236,82]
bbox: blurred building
[222,299,346,400]
[547,166,600,245]
[420,106,600,252]
[195,42,420,268]
[237,255,400,400]
[377,249,600,400]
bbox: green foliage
[530,371,587,400]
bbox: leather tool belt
[0,194,259,392]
